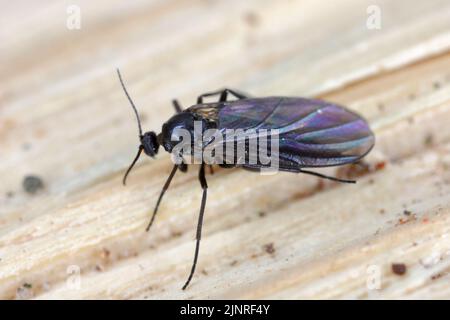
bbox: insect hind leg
[299,168,356,184]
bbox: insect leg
[172,99,183,113]
[219,163,236,169]
[182,163,208,290]
[197,88,249,104]
[299,168,356,184]
[218,89,248,102]
[146,164,179,232]
[178,162,188,172]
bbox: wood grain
[0,0,449,299]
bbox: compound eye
[152,137,160,154]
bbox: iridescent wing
[215,97,374,170]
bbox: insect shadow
[117,69,375,290]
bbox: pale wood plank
[1,0,450,299]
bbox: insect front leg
[182,163,208,290]
[196,88,249,104]
[146,164,179,231]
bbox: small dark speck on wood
[424,134,434,146]
[258,211,267,218]
[23,175,44,194]
[243,11,260,27]
[433,81,441,90]
[22,143,32,151]
[264,243,276,255]
[392,263,407,275]
[431,273,444,280]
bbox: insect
[117,69,375,290]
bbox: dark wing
[216,97,374,170]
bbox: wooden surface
[1,0,450,299]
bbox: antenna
[117,68,146,185]
[117,68,143,137]
[122,145,143,186]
